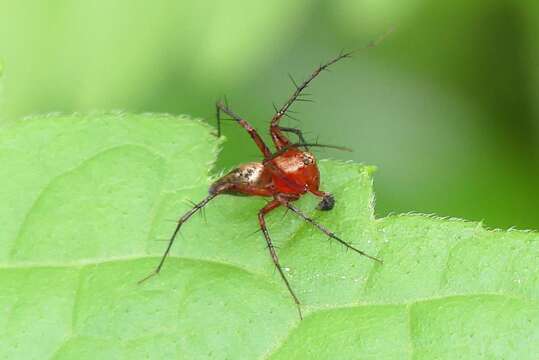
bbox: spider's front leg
[282,200,382,264]
[278,126,310,151]
[216,101,272,159]
[270,51,357,150]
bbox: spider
[139,37,390,319]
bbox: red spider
[140,39,389,319]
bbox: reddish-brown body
[210,148,321,200]
[209,115,333,214]
[140,46,385,320]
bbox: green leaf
[1,114,538,359]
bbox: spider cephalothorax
[139,38,389,319]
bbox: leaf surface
[1,114,537,359]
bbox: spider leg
[270,52,354,149]
[259,200,303,319]
[216,101,272,158]
[138,192,219,284]
[215,101,222,138]
[270,30,393,150]
[283,201,383,264]
[278,126,309,151]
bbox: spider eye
[302,153,314,165]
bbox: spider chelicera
[139,38,390,319]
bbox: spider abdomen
[209,162,273,196]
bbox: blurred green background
[0,0,538,230]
